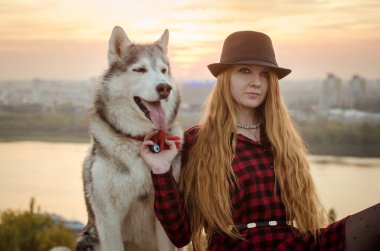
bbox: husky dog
[76,26,182,251]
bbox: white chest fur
[83,114,182,251]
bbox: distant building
[180,80,214,111]
[0,78,97,111]
[346,75,366,108]
[319,73,343,111]
[0,76,379,123]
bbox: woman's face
[229,64,270,110]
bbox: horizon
[1,0,380,81]
[0,74,379,83]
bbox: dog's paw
[76,232,97,251]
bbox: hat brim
[207,60,291,79]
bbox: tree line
[0,107,379,157]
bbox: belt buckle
[269,220,277,226]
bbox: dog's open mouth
[134,97,167,130]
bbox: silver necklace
[237,121,262,129]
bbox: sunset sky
[0,0,379,81]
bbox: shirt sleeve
[150,126,198,247]
[151,168,191,248]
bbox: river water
[0,142,379,224]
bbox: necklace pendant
[237,121,262,130]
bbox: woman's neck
[236,107,262,142]
[236,107,261,125]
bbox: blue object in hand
[151,143,160,153]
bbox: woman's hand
[140,133,180,174]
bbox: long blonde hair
[181,69,326,250]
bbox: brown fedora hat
[208,31,291,79]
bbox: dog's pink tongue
[141,100,167,130]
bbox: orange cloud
[0,0,379,80]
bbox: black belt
[234,220,288,231]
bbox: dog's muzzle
[156,83,172,100]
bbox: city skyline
[0,0,380,81]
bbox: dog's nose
[156,83,172,99]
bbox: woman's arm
[151,168,191,247]
[140,134,192,247]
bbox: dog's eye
[161,68,167,74]
[133,67,147,73]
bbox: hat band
[220,58,278,67]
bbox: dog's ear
[155,29,169,55]
[108,26,132,65]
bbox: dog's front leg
[94,207,125,251]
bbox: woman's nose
[249,73,261,87]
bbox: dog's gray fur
[76,26,182,251]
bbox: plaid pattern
[152,125,347,250]
[151,167,191,247]
[276,217,347,251]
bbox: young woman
[141,31,380,250]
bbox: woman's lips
[246,92,260,97]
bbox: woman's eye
[133,67,147,73]
[261,72,270,78]
[161,68,167,74]
[239,67,251,74]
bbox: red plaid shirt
[151,125,347,250]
